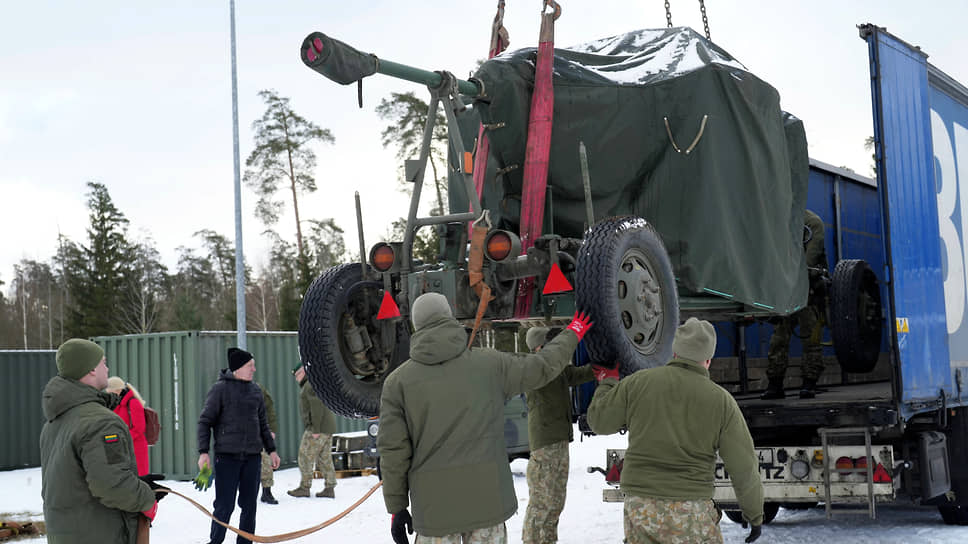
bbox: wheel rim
[616,248,665,356]
[336,280,389,383]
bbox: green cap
[56,339,104,380]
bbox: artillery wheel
[298,263,410,418]
[830,259,882,373]
[576,217,679,376]
[723,502,780,525]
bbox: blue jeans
[209,453,261,544]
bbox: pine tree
[244,89,334,293]
[62,182,135,338]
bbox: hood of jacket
[42,375,117,422]
[218,367,246,382]
[409,317,468,365]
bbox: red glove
[566,311,594,341]
[592,364,619,382]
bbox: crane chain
[699,0,711,40]
[664,0,673,27]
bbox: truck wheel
[830,259,882,373]
[723,503,779,524]
[298,263,410,418]
[576,217,679,375]
[941,407,968,525]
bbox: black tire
[723,503,780,525]
[941,407,968,525]
[576,217,679,375]
[939,504,968,525]
[298,263,410,418]
[830,259,883,373]
[780,501,818,510]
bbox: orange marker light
[485,232,513,261]
[371,244,395,272]
[463,152,473,174]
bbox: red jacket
[113,390,150,475]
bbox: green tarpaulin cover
[451,26,809,314]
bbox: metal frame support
[399,71,486,312]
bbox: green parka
[299,378,336,434]
[526,365,595,451]
[378,317,579,537]
[40,376,156,544]
[588,357,764,526]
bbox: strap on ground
[158,480,382,543]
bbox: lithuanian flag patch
[103,434,119,443]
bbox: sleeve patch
[104,434,119,443]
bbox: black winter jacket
[197,369,276,455]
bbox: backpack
[127,397,161,446]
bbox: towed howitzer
[300,32,483,97]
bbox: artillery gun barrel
[300,32,482,97]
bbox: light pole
[229,0,247,349]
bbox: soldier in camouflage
[521,327,595,544]
[762,209,828,400]
[588,318,763,544]
[257,383,279,505]
[287,363,337,499]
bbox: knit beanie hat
[56,338,104,380]
[411,293,453,330]
[526,327,550,351]
[672,318,717,363]
[227,347,254,371]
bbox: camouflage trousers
[624,495,722,544]
[298,429,335,489]
[260,450,274,487]
[767,305,824,381]
[415,523,507,544]
[523,440,569,544]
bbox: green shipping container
[0,332,367,479]
[0,350,57,470]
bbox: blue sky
[1,0,966,286]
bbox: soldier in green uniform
[257,383,279,504]
[521,327,595,544]
[588,318,763,544]
[762,209,828,400]
[379,293,593,544]
[287,363,337,498]
[40,339,164,544]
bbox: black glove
[745,524,762,543]
[139,473,169,501]
[390,509,413,544]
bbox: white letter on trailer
[933,109,964,333]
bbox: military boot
[760,378,786,400]
[287,486,311,498]
[316,486,335,498]
[260,486,278,505]
[799,378,819,399]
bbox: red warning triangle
[377,291,401,319]
[872,463,892,483]
[542,262,573,295]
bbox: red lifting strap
[514,0,559,318]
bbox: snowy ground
[4,428,968,543]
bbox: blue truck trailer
[631,24,968,525]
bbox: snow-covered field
[4,428,968,543]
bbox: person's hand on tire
[390,509,413,544]
[566,311,594,341]
[592,365,620,382]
